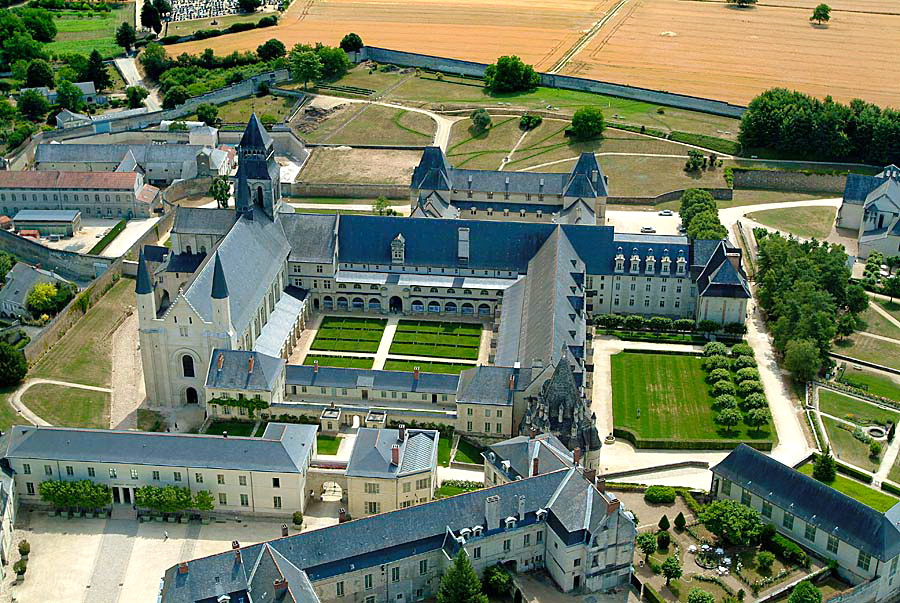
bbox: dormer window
[645,249,656,273]
[661,250,671,275]
[630,248,641,273]
[676,253,687,275]
[614,247,625,273]
[505,517,516,529]
[473,525,483,537]
[536,509,548,521]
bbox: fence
[828,352,900,376]
[357,47,747,118]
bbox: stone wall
[0,230,112,282]
[286,182,408,199]
[732,169,849,193]
[608,188,733,205]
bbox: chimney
[596,477,606,493]
[248,356,254,374]
[273,579,288,592]
[391,444,400,466]
[281,524,289,537]
[223,431,228,439]
[217,352,224,371]
[457,227,470,263]
[606,499,620,514]
[508,374,515,391]
[532,457,539,477]
[529,428,536,440]
[399,424,406,441]
[484,494,501,530]
[573,447,581,467]
[313,360,319,374]
[517,495,525,520]
[413,366,420,380]
[583,468,597,484]
[232,540,240,550]
[727,252,742,273]
[178,563,189,575]
[339,508,348,523]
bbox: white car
[640,226,656,234]
[658,209,673,216]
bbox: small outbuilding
[12,209,82,237]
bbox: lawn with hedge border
[303,355,374,369]
[388,320,482,360]
[382,359,472,374]
[310,316,387,353]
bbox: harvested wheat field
[563,0,900,106]
[170,0,612,71]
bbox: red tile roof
[0,171,138,191]
[136,184,160,204]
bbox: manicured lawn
[310,316,387,354]
[137,409,166,432]
[389,320,482,360]
[382,359,472,374]
[611,352,773,446]
[447,116,524,169]
[205,420,255,437]
[834,334,900,370]
[253,421,269,437]
[818,389,899,425]
[30,278,134,388]
[820,416,879,471]
[45,6,134,58]
[21,383,109,429]
[303,355,374,369]
[797,463,898,511]
[891,459,900,484]
[437,437,452,466]
[202,94,296,124]
[304,104,435,146]
[317,434,340,455]
[843,369,900,404]
[745,206,836,240]
[164,13,263,37]
[434,481,483,499]
[859,303,900,340]
[875,299,900,322]
[454,438,484,464]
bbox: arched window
[428,301,441,313]
[255,186,264,206]
[337,297,349,310]
[323,296,334,310]
[186,245,192,254]
[182,355,195,378]
[462,303,475,315]
[478,303,491,316]
[368,299,382,311]
[411,300,425,313]
[352,297,364,310]
[445,302,458,314]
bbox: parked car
[640,226,656,233]
[658,209,673,216]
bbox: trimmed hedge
[881,481,900,496]
[613,427,773,451]
[644,585,666,603]
[835,460,874,484]
[763,533,809,568]
[88,219,126,255]
[644,485,676,504]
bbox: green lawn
[21,383,109,429]
[45,5,134,59]
[30,278,134,388]
[302,104,435,146]
[389,320,482,360]
[875,299,900,322]
[821,416,879,471]
[437,437,452,466]
[818,389,899,425]
[205,420,255,437]
[891,459,900,485]
[0,386,29,433]
[834,334,900,370]
[745,206,836,240]
[317,434,340,455]
[310,316,387,354]
[197,94,296,124]
[611,352,773,446]
[435,481,483,499]
[859,303,900,340]
[382,359,472,374]
[454,438,484,464]
[797,463,898,512]
[303,355,374,369]
[839,370,900,403]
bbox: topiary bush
[13,559,26,575]
[17,540,29,556]
[707,368,732,384]
[713,380,737,396]
[704,342,728,357]
[644,485,676,504]
[292,511,303,526]
[656,529,671,549]
[731,343,753,357]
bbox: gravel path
[109,312,146,430]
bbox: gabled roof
[696,241,750,299]
[564,153,607,198]
[345,428,439,478]
[456,366,526,406]
[206,349,284,392]
[486,433,574,480]
[713,445,900,560]
[863,177,900,213]
[172,207,237,236]
[279,213,337,263]
[0,262,71,308]
[284,365,459,394]
[843,166,899,206]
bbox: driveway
[113,58,162,111]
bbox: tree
[835,312,859,341]
[290,50,323,89]
[126,85,150,108]
[656,530,671,549]
[884,275,900,302]
[658,514,670,531]
[257,38,286,61]
[373,196,391,215]
[674,511,686,531]
[238,0,262,12]
[17,88,49,121]
[192,490,214,511]
[0,342,27,387]
[746,407,771,432]
[470,108,492,132]
[789,581,822,603]
[139,43,169,80]
[196,103,219,126]
[869,440,882,458]
[18,8,56,43]
[636,532,657,560]
[571,107,605,140]
[316,46,351,79]
[340,32,364,53]
[481,564,513,598]
[886,256,900,275]
[85,50,112,91]
[436,551,489,603]
[714,408,741,433]
[483,55,540,93]
[26,283,59,315]
[757,551,775,572]
[55,79,83,112]
[727,0,757,5]
[688,589,716,603]
[812,446,837,482]
[162,85,188,109]
[2,32,48,69]
[699,499,763,546]
[209,176,230,209]
[140,2,161,34]
[784,338,820,382]
[116,22,137,52]
[25,58,54,88]
[810,4,830,24]
[685,149,704,172]
[661,556,682,586]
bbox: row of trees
[739,88,900,165]
[289,42,351,89]
[595,313,747,335]
[679,189,728,240]
[0,7,57,70]
[38,480,112,510]
[134,485,214,513]
[755,231,866,380]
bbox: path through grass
[21,383,109,429]
[744,206,837,240]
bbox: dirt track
[168,0,900,106]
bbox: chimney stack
[596,477,606,493]
[399,424,406,441]
[484,495,501,530]
[178,563,189,575]
[232,540,240,550]
[281,524,289,537]
[217,352,224,371]
[532,457,540,477]
[313,360,319,374]
[391,444,400,466]
[573,447,581,467]
[508,374,515,391]
[223,431,228,438]
[274,579,288,592]
[583,468,597,484]
[517,495,525,520]
[529,428,536,439]
[248,356,254,374]
[339,508,348,523]
[606,499,620,514]
[414,366,420,380]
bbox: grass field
[298,148,422,185]
[797,463,897,511]
[891,459,900,484]
[745,207,837,240]
[819,389,899,425]
[303,355,374,369]
[821,416,879,471]
[205,95,296,124]
[45,5,133,58]
[839,369,900,402]
[438,437,452,466]
[317,434,340,455]
[455,438,484,464]
[303,104,435,146]
[310,316,387,354]
[0,386,28,432]
[164,13,265,37]
[205,420,255,437]
[21,384,109,429]
[652,190,824,212]
[389,320,482,360]
[611,351,773,445]
[30,278,133,388]
[382,360,472,374]
[834,334,900,371]
[875,299,900,322]
[859,304,900,340]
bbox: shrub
[707,368,732,384]
[644,485,676,504]
[713,380,737,396]
[13,559,26,575]
[470,108,491,132]
[735,367,760,382]
[764,533,809,567]
[658,515,670,531]
[656,529,671,549]
[18,540,30,556]
[674,511,686,531]
[869,440,882,458]
[699,499,763,546]
[738,380,764,396]
[257,15,278,27]
[484,55,539,92]
[757,551,775,571]
[733,355,757,370]
[674,318,696,332]
[292,511,303,526]
[570,106,605,140]
[624,314,646,330]
[519,113,542,130]
[704,342,728,357]
[482,563,513,597]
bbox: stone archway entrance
[186,387,199,405]
[389,296,403,313]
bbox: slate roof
[564,153,608,198]
[713,445,900,560]
[345,428,438,478]
[241,113,274,150]
[136,250,152,295]
[142,245,169,264]
[842,166,900,206]
[173,207,238,236]
[206,349,285,392]
[12,209,81,222]
[456,366,526,406]
[0,262,71,310]
[279,213,337,263]
[285,365,459,394]
[696,242,751,299]
[34,143,208,166]
[486,433,574,480]
[1,423,318,474]
[253,286,307,358]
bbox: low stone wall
[0,230,112,282]
[164,177,214,204]
[286,182,409,200]
[608,188,733,206]
[732,169,848,193]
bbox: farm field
[388,320,482,360]
[303,355,374,369]
[745,207,837,240]
[309,316,387,353]
[610,351,773,447]
[20,383,109,429]
[797,462,897,511]
[46,5,134,59]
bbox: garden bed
[388,320,482,360]
[310,316,387,354]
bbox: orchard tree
[340,32,364,53]
[571,107,605,140]
[437,551,488,603]
[116,21,137,52]
[714,408,741,433]
[810,4,830,24]
[746,407,771,433]
[483,55,539,93]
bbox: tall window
[336,582,345,597]
[783,513,794,530]
[827,534,839,554]
[741,490,752,506]
[804,523,816,542]
[364,574,373,590]
[858,551,871,572]
[761,501,772,518]
[419,560,428,575]
[391,567,400,582]
[182,355,195,378]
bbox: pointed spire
[239,113,273,150]
[211,253,229,299]
[136,248,152,295]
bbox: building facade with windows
[0,423,318,517]
[837,165,900,259]
[711,445,900,603]
[159,467,637,603]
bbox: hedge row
[835,460,874,484]
[881,481,900,496]
[763,533,810,568]
[88,219,126,255]
[159,15,278,45]
[613,427,773,451]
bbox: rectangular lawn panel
[455,438,484,464]
[303,355,374,369]
[382,360,472,374]
[818,390,899,425]
[611,351,773,448]
[317,434,340,455]
[310,316,387,353]
[839,370,900,403]
[389,320,483,360]
[205,420,255,437]
[21,383,109,429]
[820,416,879,472]
[797,463,898,512]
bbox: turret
[211,252,232,337]
[135,249,156,322]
